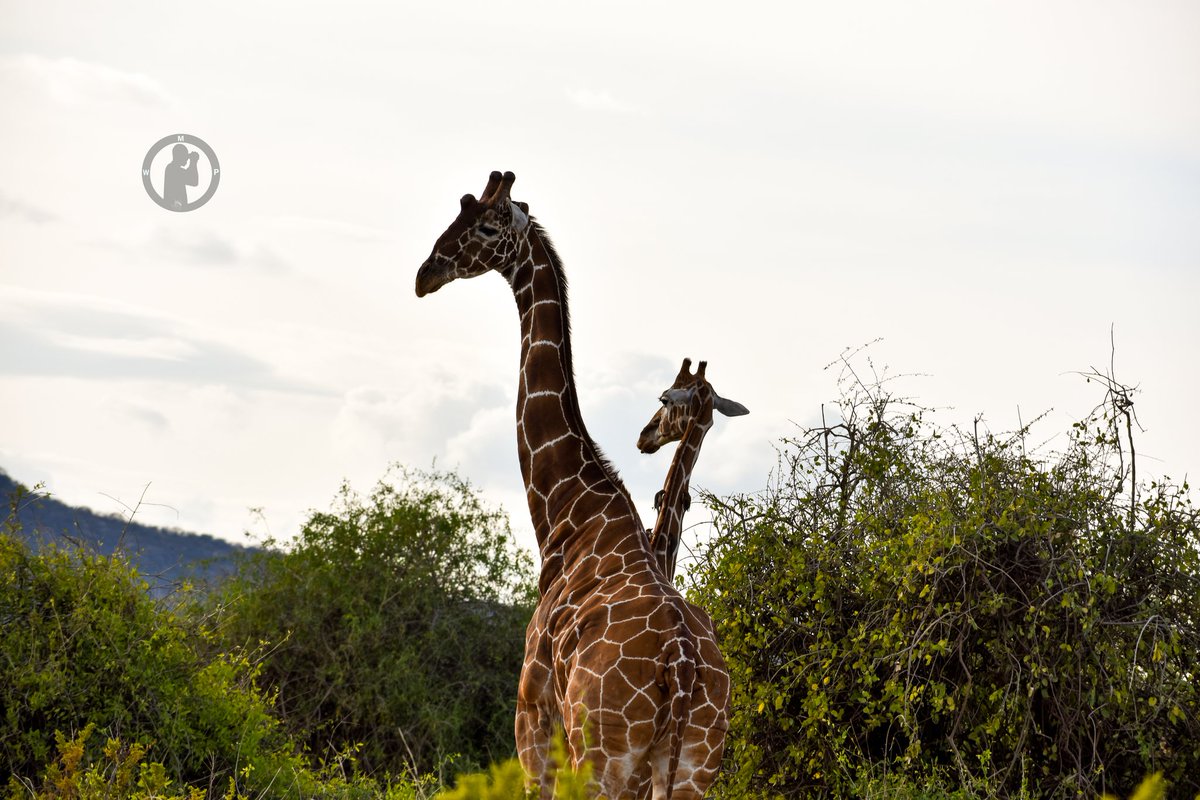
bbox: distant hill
[1,469,258,596]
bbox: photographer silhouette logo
[142,134,220,212]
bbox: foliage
[433,735,592,800]
[432,761,532,800]
[1100,773,1165,800]
[688,359,1200,799]
[6,723,206,800]
[846,770,1185,800]
[6,723,442,800]
[210,466,537,778]
[0,491,306,797]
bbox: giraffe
[415,172,729,799]
[638,359,748,583]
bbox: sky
[1,1,1197,564]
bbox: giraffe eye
[477,225,500,238]
[659,394,669,406]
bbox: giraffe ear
[713,394,749,417]
[516,201,529,214]
[510,201,529,232]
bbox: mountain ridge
[2,468,257,595]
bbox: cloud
[565,87,639,115]
[0,54,175,109]
[88,227,288,273]
[332,375,509,471]
[268,216,396,244]
[149,227,288,272]
[444,403,519,487]
[0,288,321,393]
[578,355,678,462]
[0,192,56,224]
[108,399,171,434]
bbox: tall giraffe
[415,172,729,799]
[638,359,748,583]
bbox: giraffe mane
[529,218,635,511]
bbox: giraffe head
[637,358,748,454]
[415,170,532,297]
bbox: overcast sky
[1,1,1197,563]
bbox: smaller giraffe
[638,358,748,582]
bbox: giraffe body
[416,173,729,798]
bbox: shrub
[0,490,306,797]
[6,723,442,800]
[210,466,537,778]
[688,362,1200,798]
[433,735,592,800]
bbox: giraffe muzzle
[637,422,665,454]
[415,257,451,297]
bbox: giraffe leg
[665,727,723,800]
[648,734,674,800]
[670,679,729,798]
[561,699,658,800]
[587,728,653,800]
[516,700,554,799]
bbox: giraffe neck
[651,415,713,582]
[505,223,640,566]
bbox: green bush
[8,723,205,800]
[7,722,441,800]
[210,467,537,778]
[0,493,306,797]
[688,364,1200,798]
[433,735,592,800]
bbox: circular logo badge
[142,134,220,212]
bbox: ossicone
[674,358,693,382]
[481,171,503,202]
